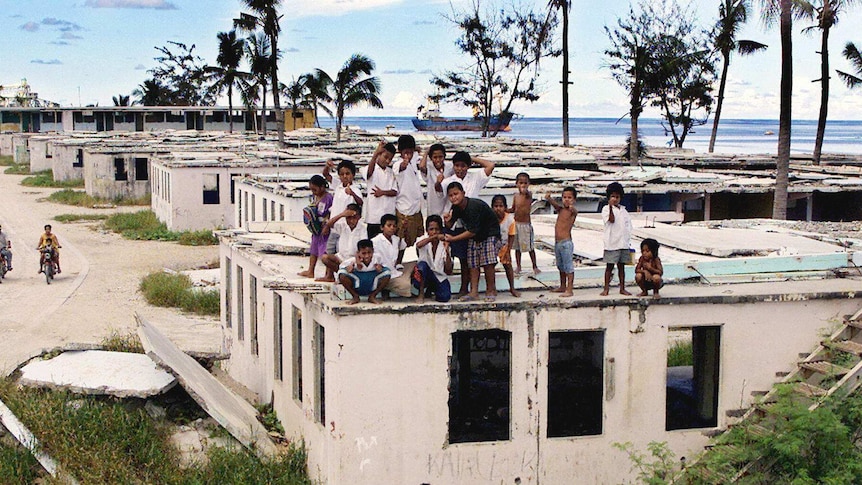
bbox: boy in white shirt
[365,141,398,239]
[600,182,633,296]
[418,143,454,217]
[394,135,424,262]
[323,158,364,262]
[337,239,390,305]
[371,213,411,298]
[320,203,368,282]
[412,215,453,303]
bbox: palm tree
[234,0,284,144]
[283,76,314,130]
[548,0,572,146]
[302,70,333,128]
[801,0,858,165]
[133,79,172,106]
[245,32,272,135]
[708,0,767,153]
[112,94,131,106]
[319,54,384,143]
[837,41,862,87]
[205,31,246,133]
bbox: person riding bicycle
[0,224,11,272]
[37,224,61,274]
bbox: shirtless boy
[512,172,540,274]
[545,188,578,297]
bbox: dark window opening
[145,112,165,123]
[224,257,232,329]
[237,266,244,341]
[314,323,325,424]
[548,331,604,437]
[274,294,283,381]
[666,326,721,431]
[292,111,304,119]
[449,329,511,443]
[203,173,220,205]
[292,306,303,402]
[134,158,148,181]
[262,198,268,221]
[230,178,236,204]
[74,149,83,168]
[114,158,128,181]
[250,275,258,355]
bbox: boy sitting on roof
[337,239,391,305]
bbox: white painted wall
[28,137,54,172]
[51,143,86,181]
[83,152,151,200]
[219,242,862,484]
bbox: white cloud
[291,0,403,17]
[391,91,419,110]
[84,0,177,10]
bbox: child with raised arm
[492,194,521,297]
[320,203,368,281]
[512,172,540,275]
[545,187,578,297]
[394,135,424,262]
[600,182,633,296]
[337,239,391,305]
[372,213,411,298]
[444,182,501,302]
[321,159,363,280]
[635,238,664,298]
[412,215,453,303]
[418,143,453,217]
[365,141,398,239]
[298,175,332,279]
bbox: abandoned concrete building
[217,213,862,483]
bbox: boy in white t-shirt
[412,215,453,303]
[394,135,424,262]
[418,143,454,217]
[600,182,633,296]
[371,213,411,298]
[337,239,390,305]
[323,158,364,261]
[365,141,398,239]
[320,203,368,282]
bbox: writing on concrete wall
[356,436,379,472]
[427,449,537,481]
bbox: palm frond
[836,70,862,88]
[737,39,769,54]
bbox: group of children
[299,136,664,303]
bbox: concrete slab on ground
[19,350,176,398]
[137,314,278,458]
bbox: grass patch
[3,163,30,175]
[0,379,311,484]
[47,189,150,207]
[667,340,693,367]
[0,155,15,166]
[140,272,220,316]
[100,330,144,353]
[0,441,41,484]
[54,213,110,223]
[103,211,217,245]
[20,170,84,188]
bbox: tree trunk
[813,23,830,165]
[562,4,570,146]
[228,84,234,133]
[630,115,640,166]
[261,85,267,136]
[270,35,284,147]
[773,0,792,220]
[709,52,730,153]
[336,107,343,143]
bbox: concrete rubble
[19,350,177,398]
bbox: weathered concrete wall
[28,138,54,172]
[235,181,311,230]
[83,152,150,200]
[51,143,86,182]
[11,134,31,164]
[219,251,862,484]
[0,134,13,157]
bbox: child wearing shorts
[337,239,391,305]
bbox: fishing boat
[411,99,516,132]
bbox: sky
[2,0,862,121]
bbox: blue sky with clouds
[3,0,861,120]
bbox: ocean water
[318,116,862,156]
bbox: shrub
[3,164,31,175]
[178,230,218,246]
[0,155,14,166]
[21,170,84,188]
[47,190,150,207]
[54,214,109,223]
[667,340,693,367]
[104,211,179,241]
[140,272,219,316]
[100,330,144,353]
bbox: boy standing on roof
[365,141,398,239]
[444,182,501,302]
[512,172,541,275]
[393,135,424,263]
[600,182,632,296]
[419,143,454,217]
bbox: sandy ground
[0,171,222,376]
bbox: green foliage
[0,379,310,484]
[46,189,150,207]
[20,170,84,188]
[53,213,110,223]
[614,441,678,484]
[140,272,220,316]
[623,133,649,161]
[100,330,144,353]
[256,403,286,435]
[103,211,217,245]
[3,163,30,175]
[0,441,41,484]
[667,340,693,367]
[0,155,15,166]
[178,230,219,246]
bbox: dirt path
[0,172,221,376]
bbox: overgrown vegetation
[103,211,218,245]
[100,330,145,353]
[3,163,31,175]
[140,271,220,316]
[54,213,110,223]
[0,155,14,166]
[47,189,150,207]
[667,340,693,367]
[0,379,310,484]
[20,170,84,188]
[257,403,286,435]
